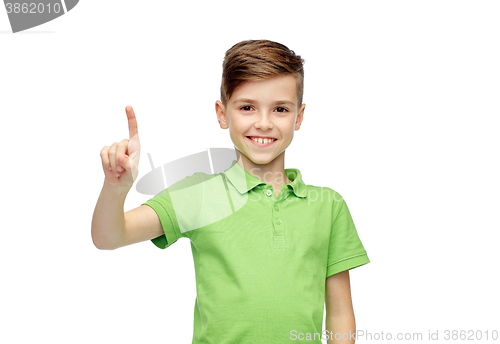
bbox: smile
[246,136,277,147]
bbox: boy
[92,39,370,343]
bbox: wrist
[103,179,131,197]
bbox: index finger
[125,105,139,138]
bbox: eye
[240,105,253,111]
[275,107,288,113]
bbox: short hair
[220,39,305,108]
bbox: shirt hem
[326,252,370,278]
[142,199,181,249]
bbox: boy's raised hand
[100,105,141,189]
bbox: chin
[244,153,277,165]
[234,142,282,166]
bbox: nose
[254,111,274,131]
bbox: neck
[235,149,292,187]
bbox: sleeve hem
[326,253,370,278]
[141,199,181,249]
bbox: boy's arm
[91,180,164,250]
[325,270,356,344]
[91,105,164,250]
[91,180,128,250]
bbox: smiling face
[216,74,305,167]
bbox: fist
[100,105,141,189]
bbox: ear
[216,100,229,129]
[295,103,305,131]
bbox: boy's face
[216,74,305,166]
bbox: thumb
[119,154,139,182]
[119,154,130,170]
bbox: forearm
[326,314,356,344]
[91,180,130,250]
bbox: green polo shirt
[142,159,369,343]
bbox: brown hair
[220,39,305,108]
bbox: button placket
[272,199,284,236]
[262,185,285,244]
[272,202,284,248]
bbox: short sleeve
[326,197,370,278]
[141,171,227,249]
[142,188,182,249]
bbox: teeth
[251,137,275,144]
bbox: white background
[1,1,499,343]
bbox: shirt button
[266,190,272,197]
[274,205,279,211]
[274,218,281,225]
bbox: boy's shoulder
[289,165,343,200]
[301,181,345,204]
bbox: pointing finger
[125,105,139,139]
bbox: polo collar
[223,159,308,198]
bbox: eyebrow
[232,98,296,106]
